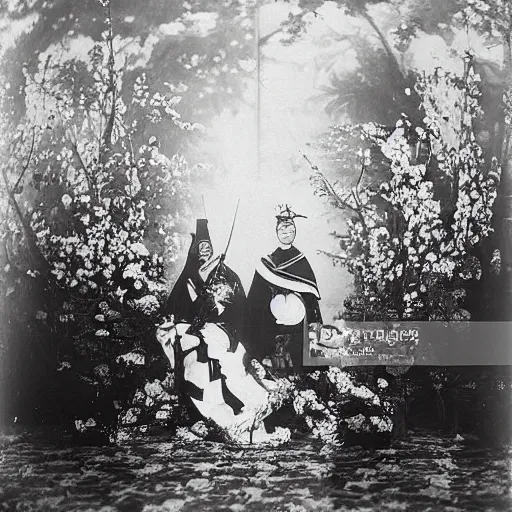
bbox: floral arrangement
[310,54,501,321]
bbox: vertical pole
[255,2,261,181]
[201,195,207,219]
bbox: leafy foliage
[310,55,500,321]
[317,37,421,125]
[0,0,212,431]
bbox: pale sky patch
[159,21,186,36]
[115,33,160,70]
[407,27,502,77]
[182,11,219,37]
[238,58,256,72]
[38,34,96,68]
[407,32,464,74]
[451,27,503,64]
[0,12,39,61]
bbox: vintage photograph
[0,0,511,510]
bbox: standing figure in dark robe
[165,219,245,339]
[244,205,322,374]
[164,219,247,416]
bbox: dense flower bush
[0,0,212,436]
[259,369,395,445]
[310,54,501,321]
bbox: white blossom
[132,294,160,315]
[130,242,149,257]
[61,194,72,208]
[377,378,388,389]
[36,310,47,320]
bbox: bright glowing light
[196,103,351,323]
[189,2,358,323]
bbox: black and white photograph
[0,0,511,510]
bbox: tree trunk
[360,9,404,83]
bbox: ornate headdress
[195,219,212,246]
[275,204,307,223]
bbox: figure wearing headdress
[165,219,246,338]
[244,205,322,373]
[164,218,247,415]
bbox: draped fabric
[164,233,247,415]
[260,246,320,297]
[165,233,202,323]
[244,246,322,373]
[164,322,262,424]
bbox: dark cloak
[166,232,246,332]
[244,246,322,372]
[165,233,202,323]
[164,230,247,414]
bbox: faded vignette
[0,2,511,510]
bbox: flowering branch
[302,151,360,215]
[311,51,501,320]
[12,127,36,193]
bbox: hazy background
[0,0,503,323]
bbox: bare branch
[317,249,347,262]
[41,54,51,111]
[355,161,366,191]
[101,0,117,153]
[12,127,36,193]
[301,150,360,214]
[258,9,310,47]
[70,140,97,202]
[351,188,370,241]
[258,26,282,47]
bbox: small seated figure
[309,324,353,357]
[271,334,294,370]
[317,324,351,349]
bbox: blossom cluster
[453,0,511,39]
[313,56,500,320]
[327,367,383,407]
[31,193,167,310]
[133,73,205,132]
[389,22,418,53]
[504,87,512,127]
[344,413,393,434]
[313,123,391,176]
[293,388,339,444]
[325,368,393,434]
